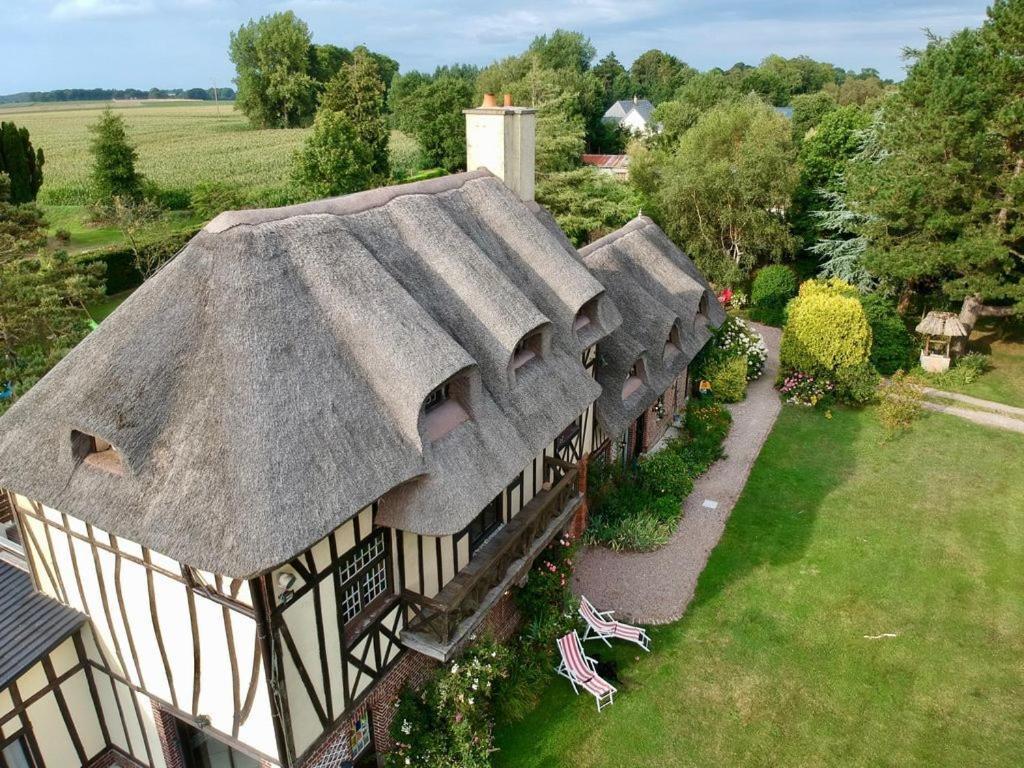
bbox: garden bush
[876,371,926,438]
[705,355,748,403]
[860,293,917,375]
[584,400,731,552]
[835,361,881,405]
[780,278,873,376]
[389,638,512,768]
[924,351,992,388]
[692,316,767,383]
[750,264,798,325]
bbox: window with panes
[339,530,391,623]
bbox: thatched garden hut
[916,311,968,372]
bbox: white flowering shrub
[389,638,511,767]
[712,317,768,380]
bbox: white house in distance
[602,96,659,134]
[0,93,721,768]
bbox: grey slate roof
[0,560,85,690]
[0,171,620,578]
[580,216,725,438]
[603,99,655,125]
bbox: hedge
[750,265,798,326]
[78,228,199,294]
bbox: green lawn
[953,319,1024,408]
[495,406,1024,767]
[87,290,134,322]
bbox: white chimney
[464,93,537,202]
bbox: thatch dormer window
[664,322,682,364]
[622,359,646,401]
[72,430,124,476]
[698,293,709,319]
[422,378,469,441]
[573,297,602,346]
[510,327,547,383]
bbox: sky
[1,0,991,94]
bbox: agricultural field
[0,101,309,204]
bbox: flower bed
[583,399,731,551]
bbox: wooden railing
[402,460,580,646]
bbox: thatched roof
[916,311,968,337]
[0,171,620,578]
[580,217,724,438]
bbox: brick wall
[642,368,689,452]
[86,747,148,768]
[567,455,590,539]
[364,649,439,756]
[150,702,187,768]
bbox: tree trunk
[958,294,1018,350]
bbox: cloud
[50,0,154,20]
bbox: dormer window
[698,294,709,318]
[422,377,469,441]
[573,297,601,345]
[510,329,544,375]
[664,322,682,364]
[73,430,124,476]
[622,359,645,401]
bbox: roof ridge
[578,215,654,258]
[205,169,496,235]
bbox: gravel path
[573,323,783,625]
[921,389,1024,434]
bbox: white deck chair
[579,595,652,652]
[555,630,616,712]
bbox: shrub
[780,278,872,375]
[584,399,731,552]
[860,293,916,375]
[705,354,749,403]
[876,371,925,437]
[925,351,992,388]
[638,450,694,500]
[191,181,252,220]
[692,316,767,383]
[779,371,835,406]
[835,361,881,405]
[389,638,512,768]
[750,264,798,325]
[54,228,71,243]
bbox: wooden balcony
[400,460,582,661]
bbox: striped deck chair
[579,595,651,651]
[555,631,616,712]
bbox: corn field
[0,101,309,204]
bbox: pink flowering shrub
[779,371,835,406]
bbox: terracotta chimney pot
[503,93,513,107]
[482,93,497,108]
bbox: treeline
[0,87,236,105]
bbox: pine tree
[88,109,142,203]
[0,122,45,204]
[320,47,390,182]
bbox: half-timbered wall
[399,403,595,601]
[263,505,404,765]
[259,396,600,765]
[11,497,278,764]
[0,624,165,768]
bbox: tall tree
[321,46,390,181]
[230,11,317,128]
[631,96,798,284]
[629,50,694,103]
[593,52,633,104]
[390,75,474,172]
[0,123,44,204]
[843,10,1024,313]
[88,109,142,203]
[527,30,595,72]
[291,110,375,197]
